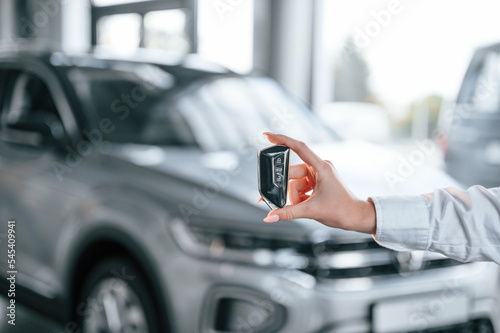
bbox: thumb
[263,203,310,223]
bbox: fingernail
[257,197,263,203]
[263,132,273,136]
[263,214,279,223]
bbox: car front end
[156,215,499,333]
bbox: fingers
[264,132,324,169]
[263,202,310,222]
[288,178,311,205]
[289,164,308,179]
[324,160,336,170]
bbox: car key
[258,145,290,209]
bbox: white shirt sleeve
[371,185,500,264]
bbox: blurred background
[1,0,500,332]
[3,0,500,147]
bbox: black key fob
[258,145,290,209]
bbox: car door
[0,64,84,300]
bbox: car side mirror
[3,109,66,147]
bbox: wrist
[354,199,377,234]
[335,198,376,234]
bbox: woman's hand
[261,132,377,235]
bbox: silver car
[0,51,498,333]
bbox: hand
[261,133,377,235]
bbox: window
[471,52,500,113]
[176,77,335,151]
[144,10,189,57]
[1,73,65,145]
[65,66,196,146]
[92,0,196,57]
[197,0,254,73]
[6,74,59,124]
[91,0,254,72]
[97,13,142,54]
[319,0,500,139]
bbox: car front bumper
[161,253,499,333]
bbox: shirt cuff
[370,195,431,252]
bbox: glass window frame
[90,0,198,52]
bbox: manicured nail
[263,132,273,136]
[263,214,279,223]
[257,197,263,203]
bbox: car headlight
[169,219,316,272]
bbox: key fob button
[273,155,284,187]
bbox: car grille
[187,226,463,279]
[299,238,463,279]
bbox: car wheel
[76,257,162,333]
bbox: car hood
[108,140,459,239]
[111,139,459,198]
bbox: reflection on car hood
[108,140,459,239]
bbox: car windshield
[176,76,336,151]
[65,65,198,147]
[66,65,336,151]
